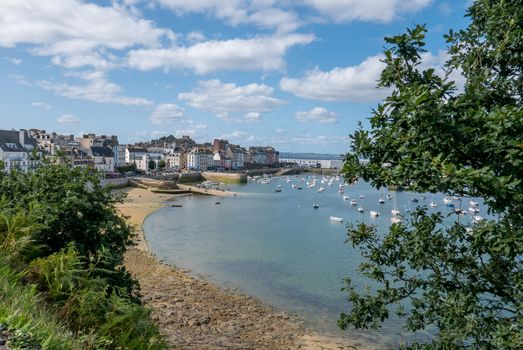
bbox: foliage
[0,164,137,296]
[340,1,523,348]
[0,259,80,350]
[0,164,166,349]
[158,160,166,169]
[116,164,137,173]
[148,160,156,170]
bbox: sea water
[143,175,488,348]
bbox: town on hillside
[0,129,342,174]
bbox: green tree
[148,160,156,170]
[158,160,166,169]
[340,1,523,348]
[0,164,137,296]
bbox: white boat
[468,206,480,213]
[317,187,325,193]
[342,195,350,200]
[443,197,453,205]
[313,203,319,209]
[411,197,419,203]
[358,207,364,213]
[379,198,385,204]
[291,184,297,188]
[350,199,357,206]
[359,194,365,199]
[390,217,401,224]
[391,209,401,216]
[370,210,379,217]
[387,194,392,200]
[469,200,479,206]
[330,216,343,222]
[430,202,438,207]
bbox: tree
[148,160,156,171]
[340,1,523,348]
[158,159,166,170]
[0,164,137,296]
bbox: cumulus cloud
[31,102,52,110]
[4,57,21,65]
[301,0,431,23]
[244,112,261,122]
[295,107,337,123]
[281,50,463,102]
[149,103,185,125]
[178,80,286,117]
[153,0,300,32]
[0,0,173,69]
[38,71,153,106]
[280,54,388,102]
[128,33,314,74]
[57,114,80,125]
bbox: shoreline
[118,187,362,349]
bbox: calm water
[144,175,487,348]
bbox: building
[164,147,185,169]
[279,157,343,169]
[113,145,127,168]
[89,146,115,172]
[187,148,214,170]
[225,144,245,169]
[0,129,41,172]
[126,147,149,171]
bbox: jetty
[176,184,239,197]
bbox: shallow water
[144,176,487,348]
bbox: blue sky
[0,0,470,153]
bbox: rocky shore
[118,187,360,350]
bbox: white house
[187,148,213,170]
[126,147,149,171]
[0,129,40,172]
[89,146,115,172]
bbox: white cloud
[38,71,153,106]
[31,102,52,110]
[186,31,206,43]
[57,114,80,125]
[153,0,300,32]
[0,0,173,69]
[4,57,21,65]
[149,103,185,125]
[280,54,388,102]
[296,107,337,123]
[300,0,431,23]
[244,112,261,122]
[8,74,32,86]
[281,51,464,102]
[128,33,314,74]
[178,80,286,117]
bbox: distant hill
[279,152,344,160]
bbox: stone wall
[201,171,247,184]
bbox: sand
[118,187,363,349]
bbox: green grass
[0,261,81,350]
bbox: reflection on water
[144,176,487,348]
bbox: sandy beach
[118,187,362,350]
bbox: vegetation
[340,1,522,349]
[0,164,166,349]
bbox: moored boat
[330,216,343,222]
[370,210,379,217]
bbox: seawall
[201,171,247,184]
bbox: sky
[0,0,471,153]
